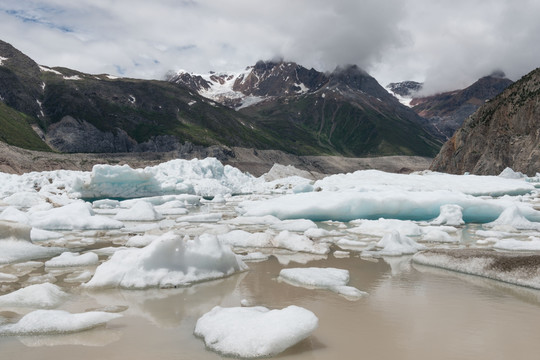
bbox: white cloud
[0,0,539,93]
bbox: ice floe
[254,190,539,223]
[278,267,367,299]
[0,310,121,335]
[85,232,247,288]
[272,231,330,255]
[114,201,164,221]
[0,222,64,264]
[29,202,124,231]
[0,283,69,308]
[194,305,318,358]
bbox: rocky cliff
[410,73,513,139]
[430,67,540,175]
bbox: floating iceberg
[0,310,121,336]
[85,232,247,289]
[278,267,367,299]
[272,231,330,255]
[484,206,540,231]
[73,158,257,199]
[0,283,69,308]
[194,305,318,358]
[314,169,534,196]
[240,190,540,223]
[369,230,426,256]
[114,201,164,221]
[29,202,124,230]
[0,221,64,264]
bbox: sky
[1,0,539,95]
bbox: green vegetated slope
[241,88,442,157]
[0,101,51,151]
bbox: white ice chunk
[499,167,526,179]
[333,250,350,258]
[0,272,18,282]
[114,201,164,221]
[92,199,120,209]
[30,202,124,230]
[30,228,63,242]
[304,227,342,239]
[0,222,63,264]
[218,230,273,248]
[45,252,99,267]
[485,206,540,231]
[430,204,465,226]
[372,230,426,256]
[421,229,459,243]
[0,310,121,335]
[153,200,189,215]
[494,237,540,251]
[126,234,160,247]
[272,231,330,255]
[194,305,318,358]
[0,283,69,308]
[239,252,269,262]
[278,267,367,299]
[175,213,223,223]
[84,232,247,289]
[0,207,30,224]
[3,192,44,208]
[271,219,317,232]
[348,219,421,236]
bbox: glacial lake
[2,254,540,360]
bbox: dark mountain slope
[431,67,540,175]
[410,73,513,139]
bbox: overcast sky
[1,0,539,94]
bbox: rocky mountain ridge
[172,61,443,156]
[410,73,513,139]
[430,67,540,175]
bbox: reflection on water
[1,256,540,359]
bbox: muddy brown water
[1,255,540,360]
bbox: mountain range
[1,38,532,175]
[0,40,443,158]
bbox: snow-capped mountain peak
[168,60,327,110]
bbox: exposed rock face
[430,68,540,175]
[410,74,513,139]
[46,116,136,153]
